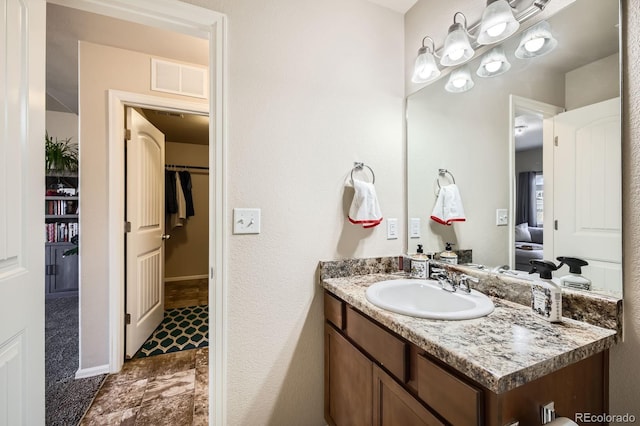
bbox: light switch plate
[233,208,261,234]
[410,218,421,238]
[387,218,398,240]
[496,209,508,226]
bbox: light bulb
[524,37,545,53]
[452,78,467,89]
[448,48,465,62]
[485,60,502,73]
[486,22,507,38]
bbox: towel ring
[437,168,455,189]
[351,162,375,184]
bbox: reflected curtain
[516,171,537,227]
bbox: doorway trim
[508,95,564,268]
[108,92,208,362]
[47,0,228,424]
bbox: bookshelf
[45,173,79,297]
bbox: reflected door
[553,97,621,293]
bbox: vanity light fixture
[440,13,475,67]
[476,46,511,77]
[477,0,520,45]
[445,66,474,93]
[411,36,441,84]
[515,20,558,59]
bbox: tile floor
[81,348,209,425]
[82,280,210,425]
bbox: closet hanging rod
[165,164,209,170]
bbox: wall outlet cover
[496,209,508,226]
[387,218,398,240]
[410,218,421,238]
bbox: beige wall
[78,42,208,368]
[406,0,640,420]
[192,1,405,423]
[565,53,620,110]
[164,142,209,279]
[80,0,404,423]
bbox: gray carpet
[46,295,106,426]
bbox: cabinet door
[50,244,78,294]
[373,365,444,426]
[325,324,373,426]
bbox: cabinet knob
[161,234,171,240]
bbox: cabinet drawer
[324,292,345,329]
[417,354,482,426]
[345,307,407,381]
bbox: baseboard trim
[164,274,208,283]
[75,364,110,379]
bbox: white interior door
[0,0,46,423]
[125,107,166,358]
[552,97,621,293]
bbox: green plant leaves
[45,131,78,173]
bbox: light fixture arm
[419,36,439,58]
[452,12,477,39]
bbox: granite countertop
[322,273,617,394]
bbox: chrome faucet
[430,268,457,292]
[457,274,479,293]
[431,268,480,293]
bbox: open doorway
[509,96,564,273]
[47,1,222,422]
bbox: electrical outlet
[387,218,398,239]
[233,208,261,234]
[410,218,421,238]
[496,209,508,226]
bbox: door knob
[162,234,171,240]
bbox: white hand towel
[171,172,187,229]
[430,183,466,225]
[348,178,383,228]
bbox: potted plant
[45,131,78,174]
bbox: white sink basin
[365,279,495,320]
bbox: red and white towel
[430,184,466,225]
[348,178,383,228]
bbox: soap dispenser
[439,242,458,265]
[556,257,591,291]
[410,244,429,279]
[529,260,562,323]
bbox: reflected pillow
[515,223,532,242]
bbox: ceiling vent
[151,58,208,99]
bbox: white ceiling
[366,0,418,13]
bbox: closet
[126,108,210,359]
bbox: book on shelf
[46,199,78,215]
[45,222,79,243]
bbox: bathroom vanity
[321,267,618,426]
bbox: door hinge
[554,136,558,146]
[125,221,132,233]
[125,129,132,140]
[554,220,558,230]
[125,313,131,325]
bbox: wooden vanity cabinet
[324,291,609,426]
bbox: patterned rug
[136,305,209,358]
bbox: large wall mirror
[406,0,621,296]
